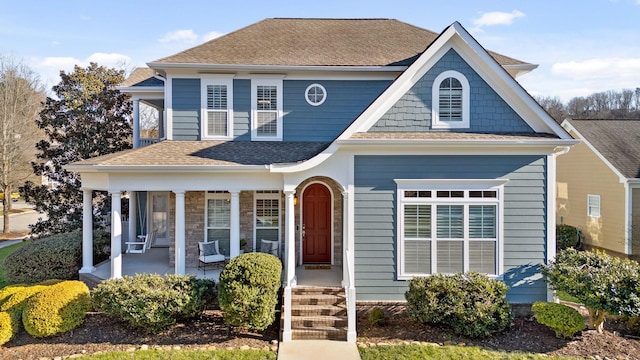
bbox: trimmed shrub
[542,248,640,333]
[218,252,282,331]
[92,274,215,334]
[405,272,513,337]
[22,280,91,337]
[531,302,585,339]
[0,311,17,345]
[4,229,110,283]
[0,285,28,307]
[556,224,580,250]
[627,316,640,335]
[369,307,386,327]
[0,285,49,314]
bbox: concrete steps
[284,286,348,341]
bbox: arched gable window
[432,70,470,129]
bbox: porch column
[174,190,186,275]
[343,189,357,342]
[229,190,240,258]
[110,191,123,279]
[79,188,95,273]
[128,191,136,245]
[132,98,140,148]
[282,190,296,342]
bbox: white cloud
[551,57,640,81]
[86,52,131,67]
[202,31,225,42]
[33,53,132,91]
[473,10,525,29]
[158,29,198,44]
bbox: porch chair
[259,239,279,257]
[198,240,226,274]
[125,233,151,254]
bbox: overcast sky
[2,0,639,102]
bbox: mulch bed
[1,307,639,359]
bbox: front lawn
[79,349,276,360]
[359,344,580,360]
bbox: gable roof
[562,119,640,179]
[151,18,529,68]
[120,68,163,87]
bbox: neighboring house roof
[348,132,559,140]
[70,141,331,168]
[151,18,529,68]
[120,68,163,87]
[562,119,640,179]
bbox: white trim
[305,83,327,106]
[546,154,557,302]
[431,70,470,129]
[394,180,505,280]
[251,78,283,141]
[587,194,601,218]
[200,75,234,140]
[254,191,282,254]
[165,75,173,140]
[299,181,335,265]
[625,183,632,255]
[174,190,186,275]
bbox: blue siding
[353,155,548,303]
[172,78,200,140]
[370,49,533,133]
[283,80,391,141]
[233,79,251,141]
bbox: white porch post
[79,188,95,273]
[128,191,136,244]
[132,98,140,148]
[110,191,122,279]
[229,190,240,258]
[282,190,296,342]
[343,189,357,342]
[174,191,186,275]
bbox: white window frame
[587,194,601,218]
[431,70,470,129]
[201,75,234,139]
[204,191,231,257]
[305,83,327,106]
[254,191,281,252]
[395,179,507,280]
[251,77,283,141]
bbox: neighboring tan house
[66,19,575,342]
[557,118,640,260]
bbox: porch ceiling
[69,140,331,168]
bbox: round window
[305,84,327,106]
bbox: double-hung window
[254,190,281,250]
[201,76,233,139]
[587,194,601,218]
[251,78,283,141]
[431,70,470,129]
[205,191,231,257]
[396,179,506,279]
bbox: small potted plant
[240,239,247,254]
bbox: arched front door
[302,183,332,263]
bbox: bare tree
[139,103,159,139]
[535,96,567,123]
[0,55,45,233]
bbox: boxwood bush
[218,252,282,331]
[405,272,513,337]
[4,229,110,283]
[531,301,585,339]
[556,224,580,251]
[92,274,216,334]
[22,280,92,337]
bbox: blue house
[68,18,576,342]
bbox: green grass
[556,290,582,304]
[359,344,580,360]
[0,241,28,288]
[79,349,276,359]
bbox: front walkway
[92,248,222,281]
[278,340,361,360]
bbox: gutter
[64,164,270,173]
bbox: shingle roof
[153,18,528,67]
[568,119,640,179]
[349,132,559,140]
[72,141,331,167]
[120,68,163,87]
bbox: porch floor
[92,248,222,282]
[295,265,342,287]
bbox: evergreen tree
[21,63,132,235]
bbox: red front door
[303,183,331,263]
